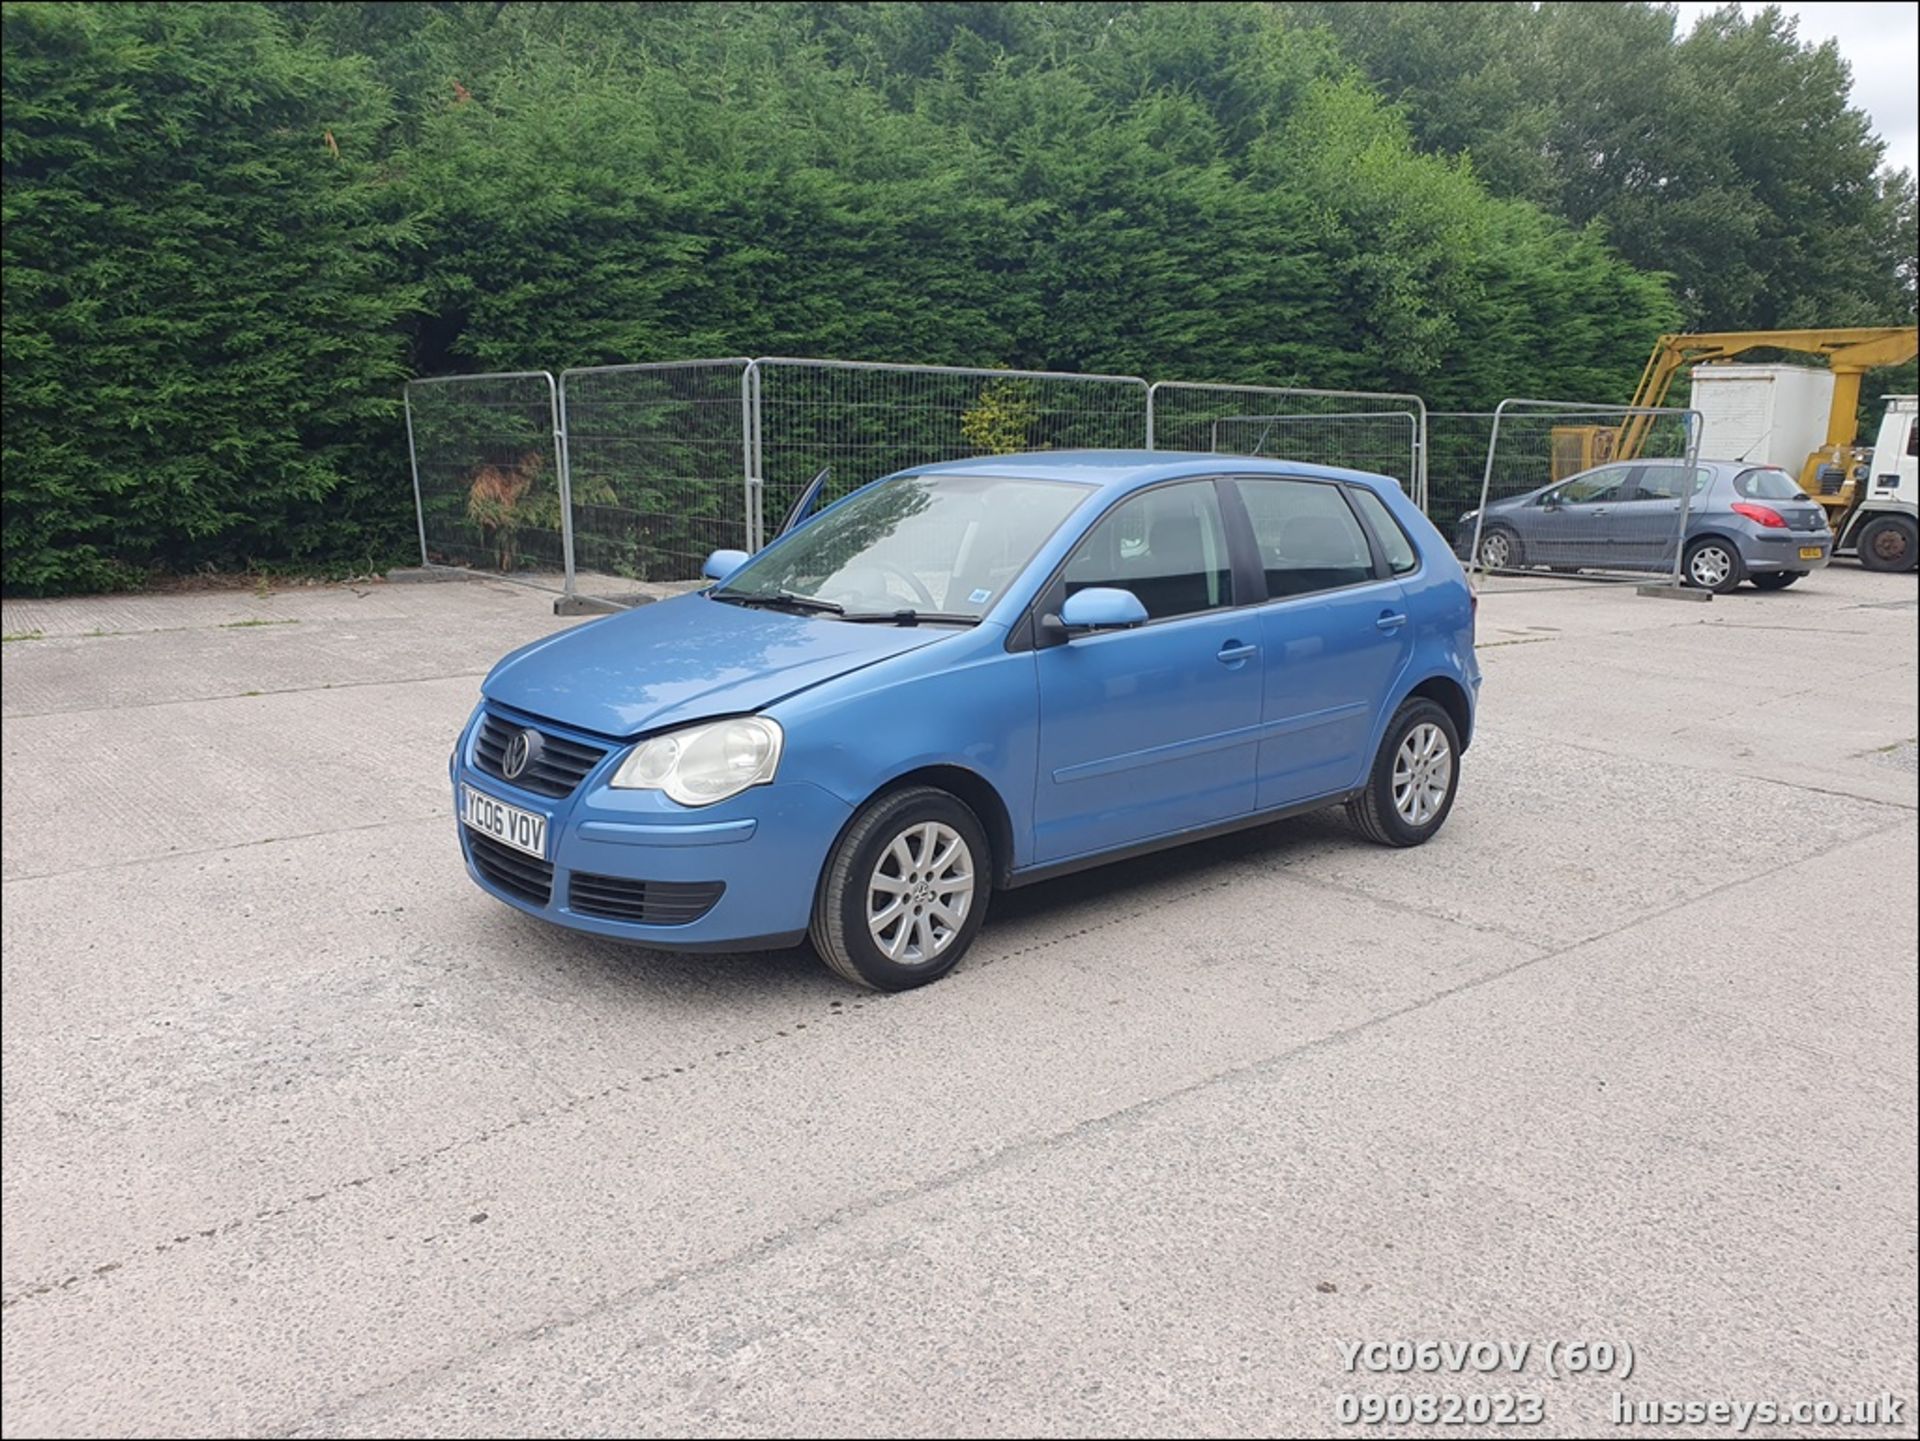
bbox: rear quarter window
[1733,468,1806,501]
[1348,486,1420,574]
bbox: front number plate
[1798,546,1823,560]
[462,785,547,860]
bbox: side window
[1062,481,1233,620]
[1556,466,1631,504]
[1347,486,1419,575]
[1628,464,1710,501]
[1233,479,1377,599]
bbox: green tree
[5,0,1768,593]
[1295,0,1916,329]
[2,1,418,591]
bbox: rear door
[1229,478,1414,808]
[1613,463,1704,572]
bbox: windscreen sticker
[969,588,992,604]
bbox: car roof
[1569,458,1782,477]
[1618,457,1790,469]
[906,449,1402,494]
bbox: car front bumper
[449,711,853,952]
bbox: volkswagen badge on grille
[502,728,541,781]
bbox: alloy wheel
[866,821,975,966]
[1392,723,1453,828]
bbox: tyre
[810,785,990,991]
[1346,698,1462,848]
[1683,537,1744,594]
[1749,572,1802,591]
[1856,515,1918,573]
[1476,526,1523,571]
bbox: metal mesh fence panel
[1465,400,1702,589]
[748,360,1150,538]
[405,372,567,589]
[1426,412,1500,538]
[1147,382,1428,508]
[559,360,752,598]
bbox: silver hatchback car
[1457,459,1833,592]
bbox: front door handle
[1588,508,1610,517]
[1375,612,1407,632]
[1217,642,1258,665]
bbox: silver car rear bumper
[1737,529,1832,573]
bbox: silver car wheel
[1479,530,1511,569]
[1392,723,1453,828]
[1689,543,1733,589]
[867,821,975,966]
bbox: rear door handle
[1375,612,1407,632]
[1217,642,1258,664]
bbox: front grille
[568,873,724,926]
[473,712,607,798]
[467,832,554,906]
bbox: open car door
[777,466,832,540]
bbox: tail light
[1730,501,1786,528]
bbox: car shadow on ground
[484,805,1355,1004]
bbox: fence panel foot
[553,593,631,616]
[384,566,471,585]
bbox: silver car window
[1553,466,1632,504]
[1630,465,1712,501]
[1732,468,1808,501]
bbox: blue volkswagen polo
[453,452,1480,989]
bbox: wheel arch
[850,764,1018,887]
[1685,529,1741,553]
[1478,519,1522,554]
[1400,673,1474,752]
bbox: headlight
[610,716,783,806]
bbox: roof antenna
[1735,425,1772,464]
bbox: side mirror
[1057,586,1149,632]
[702,548,751,582]
[1540,492,1562,510]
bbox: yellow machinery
[1552,328,1920,529]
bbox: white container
[1687,363,1835,471]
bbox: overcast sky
[1670,1,1919,177]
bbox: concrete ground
[2,566,1914,1438]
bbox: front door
[1032,480,1262,863]
[1532,463,1633,566]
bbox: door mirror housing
[702,548,751,582]
[1056,586,1150,632]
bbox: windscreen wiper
[713,588,844,615]
[840,609,981,627]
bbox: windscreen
[717,473,1091,618]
